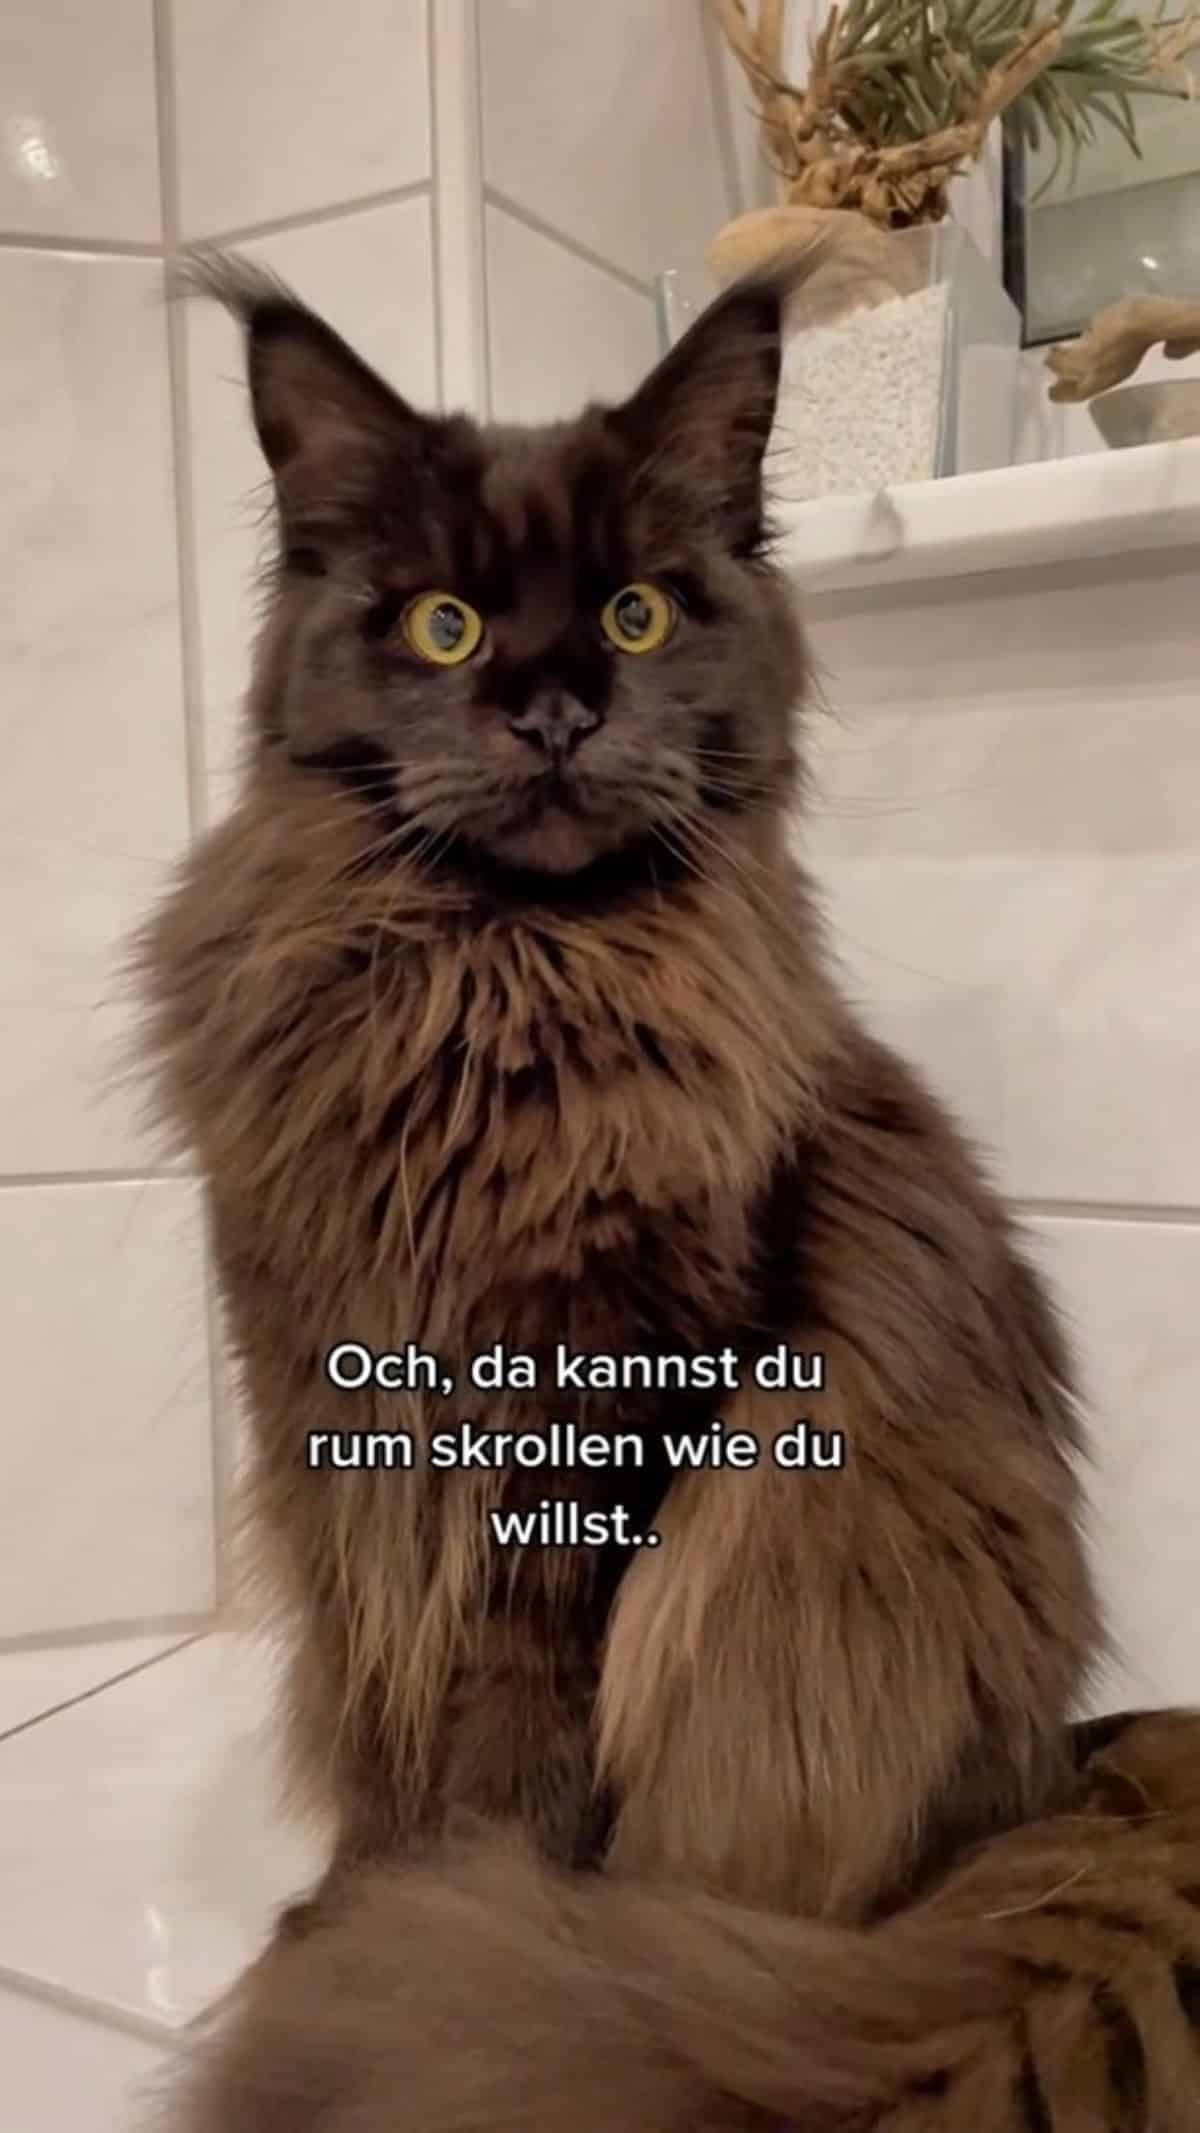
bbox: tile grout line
[0,1634,204,1748]
[426,0,448,411]
[151,0,205,842]
[481,185,659,304]
[0,1172,1193,1224]
[429,0,490,416]
[0,1172,1194,1226]
[0,1959,181,2050]
[0,232,161,257]
[151,0,232,1614]
[0,1167,197,1190]
[470,0,493,420]
[0,1612,215,1657]
[200,179,433,251]
[0,185,433,263]
[1009,1197,1200,1227]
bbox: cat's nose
[506,693,601,760]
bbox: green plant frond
[1086,87,1144,147]
[832,0,922,57]
[836,0,871,39]
[1023,71,1064,121]
[1111,71,1200,94]
[1059,20,1146,56]
[960,0,1023,25]
[1067,27,1150,62]
[1029,111,1069,194]
[969,0,1035,38]
[925,52,973,118]
[913,64,957,124]
[885,70,933,132]
[835,49,914,71]
[723,0,1200,212]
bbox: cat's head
[199,253,807,891]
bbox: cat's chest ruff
[349,915,749,1291]
[193,859,821,1351]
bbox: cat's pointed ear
[610,270,788,555]
[178,249,423,530]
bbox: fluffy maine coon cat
[138,256,1200,2133]
[140,252,1098,1912]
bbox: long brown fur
[139,253,1100,1924]
[157,1710,1200,2133]
[134,251,1138,2126]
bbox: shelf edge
[776,437,1200,598]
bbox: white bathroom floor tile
[0,1632,327,2031]
[0,1181,215,1640]
[0,1981,166,2133]
[0,1636,189,1741]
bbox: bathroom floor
[0,1630,326,2131]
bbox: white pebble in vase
[762,223,1020,504]
[774,282,951,503]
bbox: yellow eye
[600,582,676,655]
[401,591,484,666]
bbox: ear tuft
[170,245,293,330]
[613,249,825,556]
[174,245,420,506]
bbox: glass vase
[658,222,1021,504]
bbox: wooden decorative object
[1045,296,1200,402]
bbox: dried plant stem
[715,0,1200,227]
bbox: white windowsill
[777,436,1200,598]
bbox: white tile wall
[0,0,161,243]
[0,1634,189,1739]
[485,205,661,423]
[800,548,1200,1711]
[0,0,449,1672]
[6,0,1197,2093]
[1024,1216,1200,1714]
[0,1633,322,2028]
[0,251,188,1176]
[0,1182,214,1638]
[800,552,1200,1206]
[479,0,731,285]
[172,0,432,239]
[0,1985,165,2133]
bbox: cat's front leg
[596,1344,1093,1923]
[433,1609,609,1864]
[273,1604,607,1945]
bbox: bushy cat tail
[582,1753,1200,2127]
[157,1711,1200,2133]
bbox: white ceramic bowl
[1089,378,1200,449]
